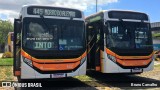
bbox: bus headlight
[23,58,33,67]
[80,57,86,65]
[107,54,116,62]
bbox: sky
[0,0,159,23]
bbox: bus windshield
[106,21,152,49]
[23,18,85,51]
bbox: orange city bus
[86,10,154,74]
[13,5,86,80]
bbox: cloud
[0,0,118,23]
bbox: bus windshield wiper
[138,20,144,29]
[40,15,50,32]
[119,19,126,30]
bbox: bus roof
[86,9,149,23]
[103,9,147,14]
[86,9,148,19]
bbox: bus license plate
[131,68,142,73]
[51,73,65,78]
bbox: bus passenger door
[87,22,103,71]
[13,19,21,76]
[95,23,103,71]
[87,24,96,69]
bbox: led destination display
[27,6,82,18]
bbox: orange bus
[86,10,153,74]
[13,5,86,80]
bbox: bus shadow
[15,77,97,90]
[86,70,160,89]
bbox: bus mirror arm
[16,41,21,46]
[103,25,108,35]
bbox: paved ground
[0,61,160,90]
[154,61,160,65]
[0,55,160,90]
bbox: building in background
[151,22,160,60]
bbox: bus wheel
[17,76,22,82]
[17,76,27,82]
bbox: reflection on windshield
[107,21,152,49]
[23,18,84,51]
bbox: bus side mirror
[14,19,21,33]
[104,22,107,26]
[104,25,108,35]
[14,19,21,46]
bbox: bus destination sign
[27,6,82,18]
[108,11,148,20]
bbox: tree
[0,19,13,52]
